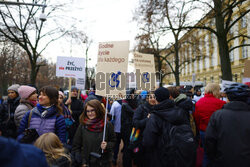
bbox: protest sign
[133,52,156,91]
[56,56,85,79]
[95,41,129,96]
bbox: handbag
[20,111,39,144]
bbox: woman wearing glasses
[72,99,116,167]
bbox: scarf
[36,103,56,117]
[83,118,104,132]
[29,100,37,107]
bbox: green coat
[72,121,116,167]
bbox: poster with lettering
[133,52,156,91]
[56,56,85,79]
[96,41,129,97]
[243,60,250,86]
[75,78,85,89]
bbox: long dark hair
[39,86,63,115]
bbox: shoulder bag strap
[28,111,33,128]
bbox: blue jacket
[0,136,48,167]
[18,103,66,143]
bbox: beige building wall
[162,3,250,86]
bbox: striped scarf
[83,118,104,132]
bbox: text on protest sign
[96,41,129,97]
[56,56,85,79]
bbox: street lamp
[0,1,47,21]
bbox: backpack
[159,122,197,167]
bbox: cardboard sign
[133,52,156,91]
[56,56,85,78]
[95,41,129,97]
[243,60,250,78]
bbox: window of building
[211,76,214,83]
[229,46,234,62]
[242,40,248,59]
[241,16,247,28]
[234,74,238,82]
[211,53,214,66]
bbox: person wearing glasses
[72,99,116,167]
[0,84,20,138]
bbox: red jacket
[194,93,226,131]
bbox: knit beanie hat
[8,84,20,93]
[155,87,170,102]
[18,85,36,99]
[71,86,78,91]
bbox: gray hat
[8,84,20,93]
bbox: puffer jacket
[72,121,116,167]
[17,103,66,143]
[205,101,250,167]
[194,93,226,131]
[14,99,34,128]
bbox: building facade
[162,2,250,86]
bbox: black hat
[155,87,170,102]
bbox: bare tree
[0,37,30,95]
[186,0,250,81]
[66,30,92,89]
[134,0,203,86]
[0,0,74,84]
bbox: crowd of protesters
[0,81,249,167]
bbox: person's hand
[65,98,71,105]
[82,164,87,167]
[101,141,107,150]
[147,113,151,118]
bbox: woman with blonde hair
[194,83,226,167]
[72,99,116,167]
[34,132,71,167]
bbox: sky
[44,0,139,67]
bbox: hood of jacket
[223,101,250,111]
[174,94,187,103]
[153,99,188,125]
[175,94,193,112]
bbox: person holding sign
[64,86,84,144]
[72,99,116,167]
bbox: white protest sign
[56,56,85,79]
[133,52,156,91]
[96,41,129,97]
[75,78,85,90]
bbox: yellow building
[162,2,250,86]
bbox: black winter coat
[72,122,116,167]
[143,99,189,167]
[121,100,136,145]
[65,97,84,125]
[0,97,20,138]
[133,102,153,130]
[205,101,250,167]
